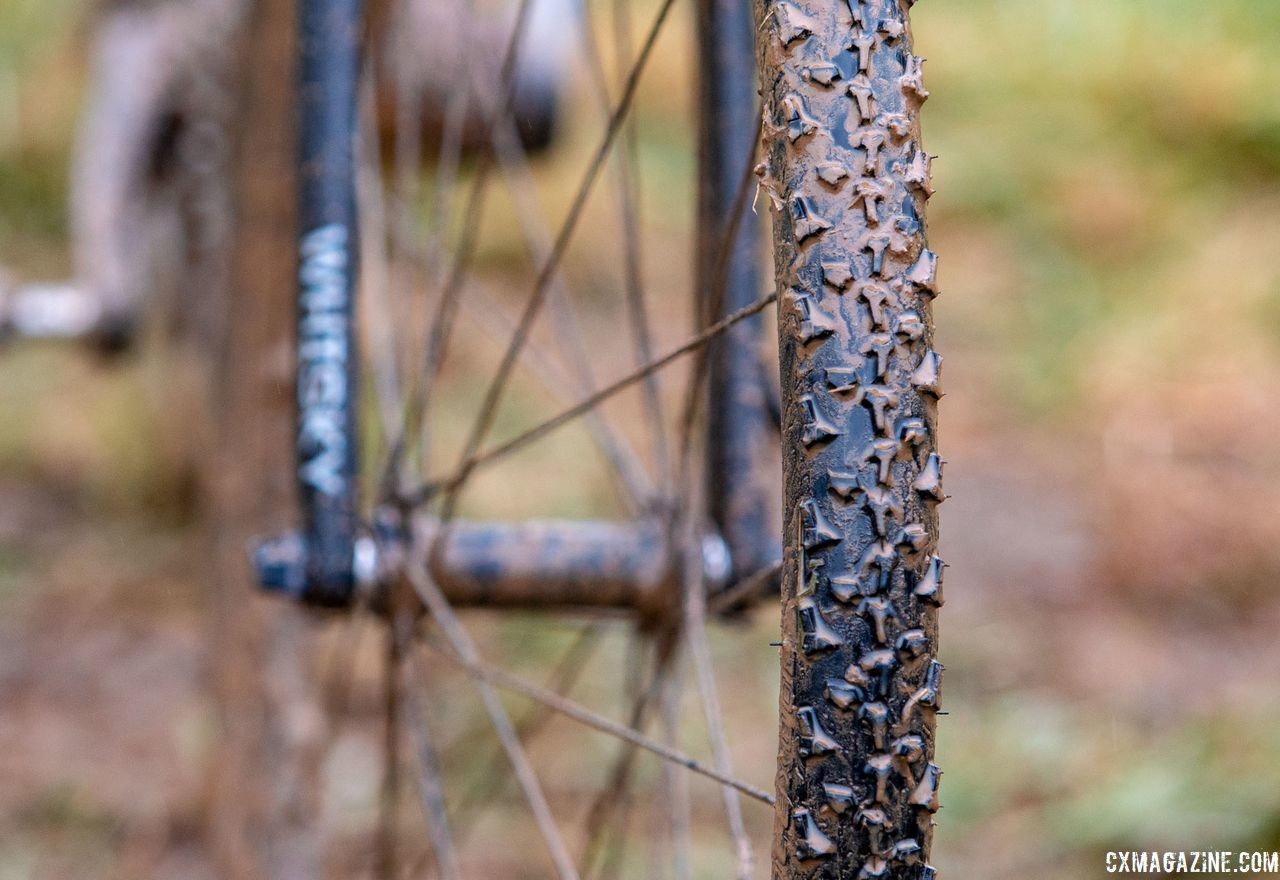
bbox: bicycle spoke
[373,194,655,509]
[457,286,651,509]
[579,633,674,878]
[476,77,656,508]
[324,0,789,874]
[384,10,433,479]
[575,0,671,490]
[404,561,580,880]
[423,629,774,805]
[614,158,668,496]
[417,87,468,285]
[435,0,680,519]
[405,290,777,505]
[377,626,403,880]
[403,701,464,880]
[393,613,464,880]
[400,625,600,880]
[388,0,537,489]
[660,675,692,880]
[358,66,407,452]
[681,524,753,880]
[451,624,603,836]
[389,0,673,510]
[387,2,424,258]
[708,560,784,615]
[579,729,644,877]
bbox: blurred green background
[2,0,1280,877]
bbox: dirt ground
[3,379,1278,878]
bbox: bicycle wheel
[233,0,940,876]
[757,0,943,876]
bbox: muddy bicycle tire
[755,0,943,876]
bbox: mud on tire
[755,0,944,877]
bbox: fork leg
[696,0,780,587]
[296,0,363,604]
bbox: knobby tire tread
[756,0,943,877]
